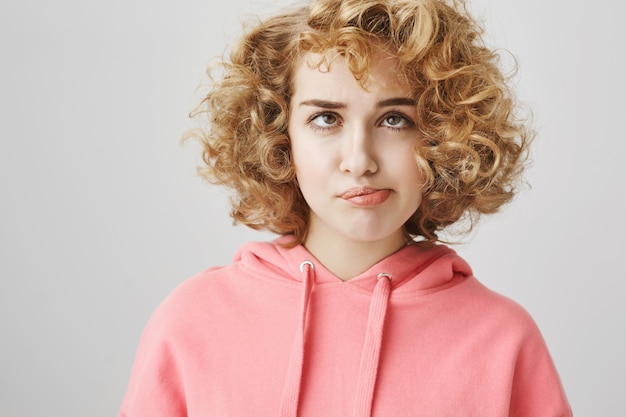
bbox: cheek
[290,139,334,180]
[383,144,421,174]
[291,143,311,180]
[292,149,335,200]
[294,158,322,186]
[288,127,312,167]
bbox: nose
[339,126,378,176]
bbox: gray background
[1,0,624,415]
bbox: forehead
[291,50,411,97]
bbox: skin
[288,50,425,281]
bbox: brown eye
[313,113,337,126]
[381,112,413,129]
[385,114,403,126]
[310,112,340,129]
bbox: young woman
[119,0,572,415]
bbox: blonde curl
[185,0,531,246]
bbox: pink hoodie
[119,236,572,416]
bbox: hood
[233,235,472,294]
[232,235,473,417]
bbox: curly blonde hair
[186,0,531,246]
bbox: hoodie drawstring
[279,262,392,417]
[352,273,391,417]
[278,261,314,417]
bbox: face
[288,50,424,252]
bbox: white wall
[0,0,623,415]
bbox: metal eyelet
[377,272,392,280]
[299,260,315,272]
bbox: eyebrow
[298,97,416,109]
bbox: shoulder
[454,277,545,340]
[150,251,269,318]
[138,267,229,338]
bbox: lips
[340,187,391,206]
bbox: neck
[303,229,407,281]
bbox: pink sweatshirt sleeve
[508,321,573,417]
[119,305,187,417]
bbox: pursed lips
[339,187,391,206]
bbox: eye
[307,112,341,131]
[310,112,339,128]
[381,112,414,129]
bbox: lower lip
[343,190,391,206]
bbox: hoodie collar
[234,235,472,294]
